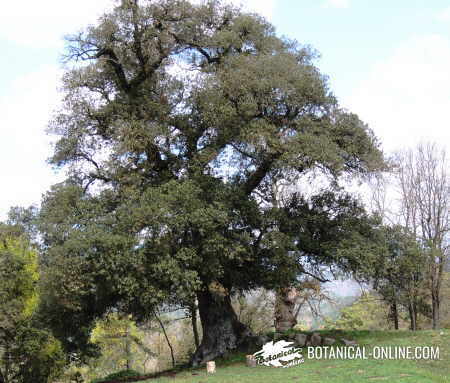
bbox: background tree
[292,279,332,325]
[440,271,450,328]
[89,312,155,376]
[0,232,65,383]
[273,278,332,332]
[365,225,429,330]
[41,0,384,365]
[324,292,391,331]
[232,289,275,335]
[395,143,449,329]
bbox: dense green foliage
[0,235,65,383]
[8,326,65,383]
[356,224,430,329]
[89,313,155,377]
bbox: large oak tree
[41,0,384,365]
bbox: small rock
[294,333,307,347]
[256,335,270,346]
[273,332,283,341]
[342,338,357,346]
[246,354,257,367]
[310,332,322,346]
[323,337,336,346]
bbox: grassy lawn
[142,330,449,383]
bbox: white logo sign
[253,340,304,368]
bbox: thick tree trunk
[274,287,298,332]
[190,302,200,349]
[191,287,252,367]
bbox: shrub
[90,369,142,383]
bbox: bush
[324,293,390,331]
[0,235,66,383]
[12,325,66,383]
[90,369,143,383]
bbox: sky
[1,0,450,220]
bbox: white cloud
[0,0,114,47]
[344,34,450,154]
[232,0,276,19]
[0,66,65,219]
[0,0,275,48]
[323,0,350,9]
[436,6,450,22]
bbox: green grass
[142,330,450,383]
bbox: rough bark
[431,286,440,329]
[274,287,298,332]
[190,301,200,349]
[408,302,417,331]
[125,326,131,370]
[191,287,252,367]
[390,300,399,330]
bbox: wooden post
[206,361,216,374]
[246,355,257,367]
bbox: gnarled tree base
[191,289,252,366]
